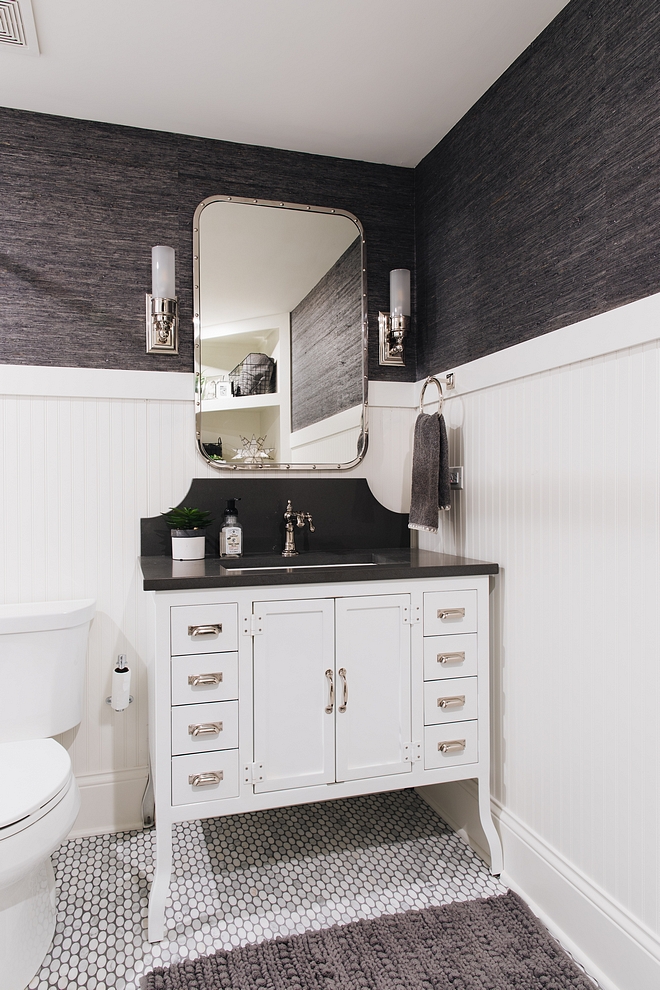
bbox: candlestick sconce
[379,268,410,365]
[146,245,179,353]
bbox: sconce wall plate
[378,312,409,366]
[146,294,179,354]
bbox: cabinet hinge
[403,741,422,762]
[243,762,264,784]
[243,613,263,636]
[403,606,421,625]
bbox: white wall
[4,294,659,988]
[0,366,409,834]
[415,293,660,990]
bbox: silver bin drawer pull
[188,672,223,686]
[437,608,466,620]
[188,623,223,637]
[437,695,466,710]
[188,770,223,787]
[188,721,223,737]
[437,651,465,665]
[438,739,466,755]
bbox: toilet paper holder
[105,654,134,711]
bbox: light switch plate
[449,466,463,490]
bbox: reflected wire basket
[229,353,276,396]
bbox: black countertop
[139,548,499,591]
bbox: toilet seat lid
[0,739,73,828]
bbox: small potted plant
[162,506,213,560]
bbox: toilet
[0,599,95,990]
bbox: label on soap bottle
[220,526,242,556]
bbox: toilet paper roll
[111,666,131,711]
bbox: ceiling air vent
[0,0,39,54]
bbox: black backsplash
[0,109,415,382]
[141,479,410,557]
[415,0,660,375]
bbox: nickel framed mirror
[193,196,368,470]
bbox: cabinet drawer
[424,677,478,725]
[423,591,477,635]
[423,634,478,680]
[424,720,478,769]
[171,750,240,806]
[171,653,239,706]
[170,603,238,656]
[171,701,238,756]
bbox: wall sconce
[146,245,179,354]
[379,269,410,366]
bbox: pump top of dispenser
[224,498,240,520]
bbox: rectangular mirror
[193,196,368,470]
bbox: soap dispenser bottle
[220,498,243,557]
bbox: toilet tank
[0,599,95,742]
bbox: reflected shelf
[202,393,282,413]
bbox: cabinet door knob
[188,721,223,737]
[438,739,466,755]
[437,695,465,710]
[437,651,465,665]
[188,770,224,787]
[325,669,334,713]
[188,623,223,637]
[338,667,348,712]
[188,672,223,686]
[437,608,465,620]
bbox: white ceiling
[0,0,571,167]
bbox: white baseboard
[417,782,660,990]
[69,767,149,838]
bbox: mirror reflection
[194,197,367,469]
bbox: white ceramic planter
[170,530,206,560]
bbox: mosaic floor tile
[28,788,506,989]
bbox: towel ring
[419,376,443,415]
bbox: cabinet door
[253,598,335,793]
[335,594,412,782]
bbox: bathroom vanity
[140,536,503,942]
[136,189,504,943]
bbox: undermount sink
[221,550,387,572]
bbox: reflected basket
[229,353,276,396]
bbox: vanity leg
[477,774,503,875]
[148,822,172,942]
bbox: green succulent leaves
[162,506,213,530]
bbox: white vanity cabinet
[145,574,503,942]
[251,594,412,793]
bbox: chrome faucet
[282,500,315,556]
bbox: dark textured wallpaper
[416,0,660,375]
[6,0,658,385]
[0,109,415,381]
[291,237,363,432]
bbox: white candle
[152,245,176,298]
[390,269,410,317]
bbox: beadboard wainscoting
[415,293,660,990]
[0,369,410,835]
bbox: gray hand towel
[408,411,451,533]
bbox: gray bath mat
[142,891,594,989]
